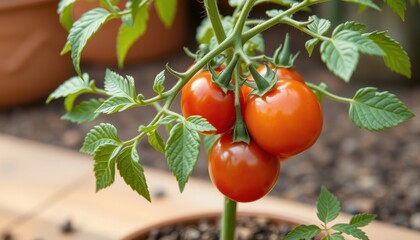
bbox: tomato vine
[50,0,416,239]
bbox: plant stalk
[204,0,227,43]
[221,197,237,240]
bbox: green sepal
[248,64,277,97]
[273,33,299,68]
[209,55,239,93]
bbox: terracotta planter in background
[0,0,74,108]
[72,0,188,66]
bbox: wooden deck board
[0,134,419,239]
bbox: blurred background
[1,0,419,232]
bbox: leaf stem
[306,82,352,103]
[221,197,237,240]
[281,17,330,41]
[241,0,326,42]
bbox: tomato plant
[208,132,280,202]
[245,79,323,159]
[181,70,241,134]
[50,0,416,239]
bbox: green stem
[92,88,109,96]
[233,68,250,144]
[282,17,330,41]
[232,0,257,39]
[221,197,237,240]
[306,82,352,103]
[204,0,227,43]
[241,0,327,42]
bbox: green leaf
[266,9,284,18]
[117,5,148,67]
[58,0,76,31]
[121,14,134,28]
[47,74,91,103]
[165,122,200,192]
[197,16,233,47]
[185,116,216,132]
[148,130,166,153]
[305,38,319,56]
[343,0,380,10]
[308,15,331,35]
[327,232,346,240]
[104,69,136,99]
[96,97,135,114]
[47,74,94,111]
[320,39,359,82]
[157,115,179,125]
[93,144,117,191]
[367,31,411,78]
[117,146,151,201]
[333,21,366,33]
[244,32,265,56]
[130,0,143,19]
[349,87,414,131]
[196,18,213,45]
[284,225,322,240]
[383,0,406,20]
[61,98,104,123]
[153,70,165,95]
[67,8,112,75]
[332,223,368,240]
[203,134,220,153]
[334,30,384,56]
[317,186,340,225]
[332,22,384,56]
[155,0,176,28]
[81,123,121,155]
[350,213,377,227]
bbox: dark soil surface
[1,28,419,233]
[139,216,309,240]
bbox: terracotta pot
[72,0,187,66]
[122,211,316,240]
[0,0,73,108]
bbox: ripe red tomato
[244,79,323,159]
[208,132,280,202]
[242,64,305,99]
[181,71,241,134]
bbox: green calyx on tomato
[246,64,278,97]
[208,55,239,93]
[208,132,280,203]
[244,78,323,159]
[181,71,243,135]
[242,64,305,100]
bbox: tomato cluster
[181,65,323,202]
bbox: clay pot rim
[0,0,55,11]
[122,210,312,240]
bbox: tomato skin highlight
[242,65,305,99]
[181,71,240,134]
[208,132,280,202]
[244,79,323,159]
